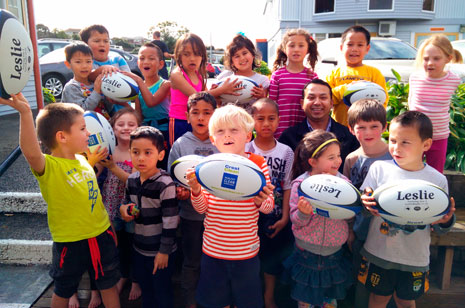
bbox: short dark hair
[187,92,217,112]
[390,111,433,141]
[140,42,163,61]
[302,79,333,99]
[64,42,93,62]
[130,126,165,152]
[36,103,84,151]
[347,99,387,129]
[79,25,109,43]
[153,31,161,38]
[341,25,371,45]
[251,98,279,115]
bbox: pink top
[408,71,461,140]
[269,67,318,138]
[169,69,203,120]
[190,153,274,260]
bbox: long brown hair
[224,34,260,72]
[273,28,318,72]
[174,33,207,90]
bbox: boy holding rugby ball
[360,111,456,308]
[185,104,275,308]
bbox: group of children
[1,22,461,308]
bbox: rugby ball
[195,153,266,201]
[342,81,386,107]
[373,179,450,226]
[298,174,362,219]
[101,72,139,102]
[216,75,258,104]
[0,9,34,99]
[170,154,203,188]
[84,111,116,155]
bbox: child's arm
[268,189,290,238]
[99,155,131,183]
[61,77,103,111]
[253,183,275,212]
[431,197,456,234]
[122,71,171,108]
[207,77,242,98]
[170,69,198,97]
[186,168,209,214]
[289,182,315,227]
[251,85,268,99]
[89,65,119,81]
[268,72,279,101]
[0,94,45,174]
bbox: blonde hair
[452,49,463,64]
[415,34,454,67]
[208,104,255,135]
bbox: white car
[316,37,465,83]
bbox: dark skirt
[282,245,353,305]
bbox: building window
[4,0,26,24]
[368,0,393,10]
[422,0,434,12]
[314,0,334,14]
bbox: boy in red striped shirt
[186,104,275,308]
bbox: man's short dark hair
[153,31,161,38]
[187,92,217,112]
[130,126,165,152]
[341,25,371,45]
[79,25,109,43]
[64,42,93,62]
[391,111,433,141]
[302,79,333,99]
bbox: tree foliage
[147,21,189,52]
[36,24,51,39]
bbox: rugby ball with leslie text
[101,72,139,102]
[84,111,116,155]
[0,9,34,99]
[216,75,258,104]
[170,155,204,188]
[195,153,266,201]
[298,174,362,219]
[373,179,450,226]
[342,81,386,107]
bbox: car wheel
[43,74,65,98]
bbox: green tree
[52,28,70,39]
[36,23,51,38]
[112,37,135,51]
[147,21,189,52]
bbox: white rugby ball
[170,155,204,188]
[298,174,362,219]
[343,81,386,107]
[373,179,450,226]
[0,9,34,99]
[216,75,258,104]
[195,153,266,201]
[101,72,139,102]
[84,111,116,155]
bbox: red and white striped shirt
[408,71,461,140]
[191,153,274,260]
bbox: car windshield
[366,40,417,60]
[40,48,120,64]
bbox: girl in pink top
[270,29,319,138]
[408,34,461,173]
[285,130,353,308]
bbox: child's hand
[185,168,202,195]
[100,65,119,77]
[297,196,313,215]
[119,204,135,222]
[0,93,30,113]
[85,146,108,167]
[99,155,116,170]
[267,218,287,238]
[160,80,171,91]
[153,252,169,274]
[253,184,275,208]
[121,71,144,86]
[361,187,379,216]
[251,85,267,98]
[218,77,243,96]
[432,197,456,225]
[94,74,103,94]
[176,185,191,200]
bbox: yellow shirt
[326,65,389,126]
[33,154,110,242]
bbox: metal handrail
[0,146,22,178]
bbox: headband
[311,139,338,158]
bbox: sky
[33,0,271,48]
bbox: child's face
[340,31,370,67]
[309,143,342,176]
[138,46,163,79]
[350,120,386,148]
[388,122,432,171]
[187,100,214,140]
[253,104,279,139]
[231,47,254,74]
[130,138,164,177]
[210,124,252,156]
[87,31,110,62]
[113,113,138,143]
[422,44,451,79]
[65,52,93,83]
[180,43,202,73]
[285,35,309,64]
[63,115,90,153]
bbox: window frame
[313,0,336,15]
[367,0,394,12]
